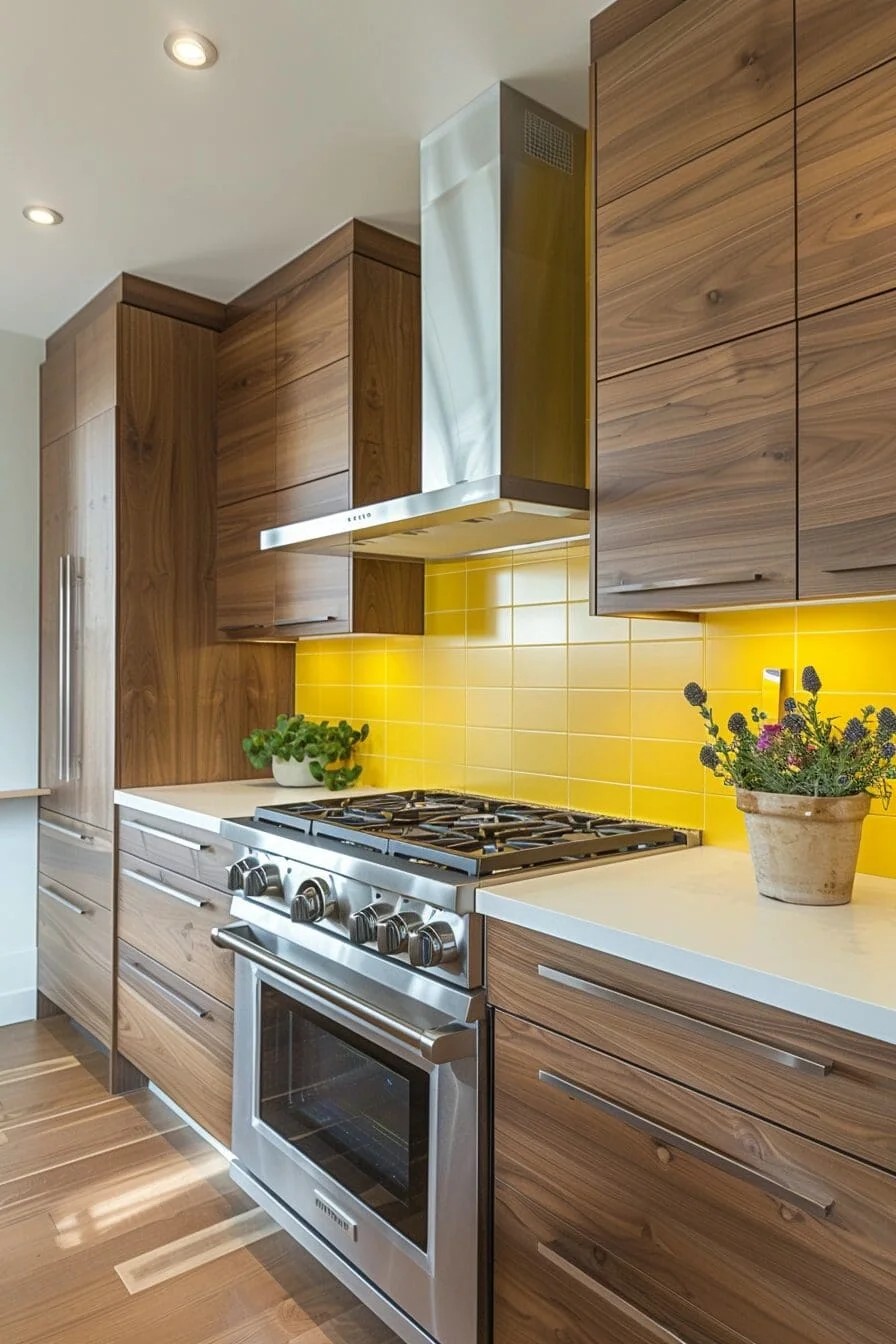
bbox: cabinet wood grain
[595,327,796,612]
[495,1010,896,1344]
[74,304,116,426]
[38,880,112,1048]
[597,112,794,377]
[217,391,276,506]
[118,808,231,891]
[798,291,896,597]
[352,558,425,636]
[596,0,793,206]
[38,808,113,910]
[117,863,233,1006]
[216,493,278,634]
[487,920,896,1174]
[276,259,350,386]
[798,61,896,316]
[796,0,896,102]
[217,302,276,413]
[40,340,75,446]
[276,359,350,488]
[591,0,686,60]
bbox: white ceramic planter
[736,787,871,906]
[271,756,319,788]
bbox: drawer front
[38,878,112,1046]
[495,1011,896,1344]
[275,360,350,489]
[118,809,230,891]
[117,944,233,1146]
[494,1181,740,1344]
[487,921,896,1173]
[796,0,896,104]
[276,259,350,385]
[117,863,233,1006]
[38,808,113,910]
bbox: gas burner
[254,790,682,877]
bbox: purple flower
[801,666,822,695]
[699,744,720,769]
[727,712,748,735]
[683,682,708,707]
[843,717,868,744]
[882,742,896,760]
[757,723,784,752]
[783,697,797,712]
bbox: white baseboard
[0,985,36,1027]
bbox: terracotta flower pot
[736,788,870,906]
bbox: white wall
[0,329,42,1025]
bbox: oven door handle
[212,923,476,1065]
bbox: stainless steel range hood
[261,82,588,562]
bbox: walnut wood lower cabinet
[37,878,112,1047]
[488,921,896,1344]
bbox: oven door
[215,922,484,1344]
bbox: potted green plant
[242,714,370,791]
[684,667,896,906]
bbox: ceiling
[2,0,607,339]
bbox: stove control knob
[227,855,261,891]
[349,901,392,945]
[291,877,336,924]
[244,862,283,900]
[408,921,459,969]
[376,912,424,956]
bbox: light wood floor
[0,1018,400,1344]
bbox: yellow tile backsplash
[294,542,896,878]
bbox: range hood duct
[261,82,588,562]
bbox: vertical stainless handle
[57,555,69,781]
[537,1241,692,1344]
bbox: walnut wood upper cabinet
[796,0,896,103]
[799,291,896,598]
[595,327,796,613]
[215,222,424,641]
[596,113,794,379]
[596,0,793,206]
[797,60,896,317]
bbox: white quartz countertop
[114,780,377,833]
[476,846,896,1045]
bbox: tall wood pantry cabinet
[37,277,295,1085]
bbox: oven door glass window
[258,983,430,1249]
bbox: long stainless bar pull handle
[212,923,475,1065]
[600,573,764,596]
[120,819,211,851]
[539,1070,834,1219]
[38,818,94,843]
[272,615,339,627]
[823,560,896,574]
[121,868,210,909]
[124,961,210,1019]
[38,883,89,916]
[536,964,834,1077]
[57,556,69,782]
[536,1241,692,1344]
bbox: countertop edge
[475,888,896,1047]
[114,790,229,833]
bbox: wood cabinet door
[597,113,794,378]
[596,0,793,206]
[216,493,278,636]
[796,0,896,103]
[799,291,896,598]
[39,435,73,802]
[40,341,75,447]
[798,61,896,317]
[217,303,276,413]
[74,305,116,427]
[275,359,350,489]
[595,327,796,612]
[276,259,350,386]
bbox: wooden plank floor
[0,1018,401,1344]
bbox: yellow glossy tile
[703,794,748,851]
[512,731,568,777]
[631,739,704,793]
[568,603,630,644]
[467,564,512,610]
[386,685,424,724]
[423,686,467,726]
[424,646,466,686]
[513,603,567,645]
[631,787,705,830]
[466,687,512,729]
[794,630,896,694]
[424,610,466,641]
[466,606,512,646]
[421,760,467,790]
[568,734,630,785]
[318,647,354,685]
[385,721,426,760]
[466,726,512,771]
[703,607,796,638]
[513,645,567,688]
[353,721,385,756]
[385,646,425,686]
[512,556,567,606]
[630,616,702,641]
[423,724,465,767]
[796,598,896,634]
[359,757,388,788]
[352,646,387,685]
[296,686,323,718]
[567,545,591,602]
[568,778,632,816]
[318,691,353,719]
[467,647,513,687]
[568,643,629,690]
[512,772,570,807]
[704,634,793,694]
[630,640,703,692]
[513,688,567,733]
[568,689,631,737]
[425,567,466,613]
[629,691,703,743]
[858,814,896,878]
[383,758,425,789]
[351,685,387,722]
[465,765,514,798]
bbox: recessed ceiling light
[164,30,218,69]
[23,205,63,226]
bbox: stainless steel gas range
[214,791,695,1344]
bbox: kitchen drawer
[117,862,233,1006]
[494,1181,743,1344]
[38,808,113,910]
[487,921,896,1173]
[118,808,230,892]
[494,1011,896,1344]
[38,877,112,1047]
[117,944,233,1146]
